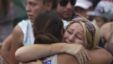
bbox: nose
[68,35,75,43]
[26,4,31,13]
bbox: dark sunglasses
[59,0,76,6]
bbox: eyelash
[67,30,82,40]
[67,30,73,34]
[76,35,82,40]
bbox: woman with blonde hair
[15,20,113,64]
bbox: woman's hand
[58,43,90,64]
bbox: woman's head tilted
[63,20,100,49]
[33,11,63,44]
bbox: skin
[100,22,112,42]
[74,7,88,18]
[64,22,113,64]
[1,0,52,64]
[100,22,113,55]
[95,16,106,28]
[1,0,75,64]
[63,23,85,44]
[15,43,82,64]
[15,22,113,64]
[26,0,51,22]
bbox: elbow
[15,48,24,62]
[15,48,30,62]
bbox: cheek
[33,7,41,13]
[63,32,70,42]
[75,36,86,46]
[56,5,64,13]
[63,32,68,39]
[33,6,44,17]
[75,39,84,44]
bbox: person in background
[100,22,113,54]
[0,0,26,43]
[11,0,27,26]
[54,0,76,28]
[74,0,93,21]
[0,0,27,42]
[100,22,113,64]
[87,1,113,28]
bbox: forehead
[68,23,84,32]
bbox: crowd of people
[0,0,113,64]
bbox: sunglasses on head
[59,0,76,6]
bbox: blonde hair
[66,20,100,49]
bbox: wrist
[49,43,67,54]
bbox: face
[26,0,48,22]
[56,0,75,20]
[63,23,85,45]
[74,7,88,17]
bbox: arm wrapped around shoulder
[61,43,90,64]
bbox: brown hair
[33,11,63,44]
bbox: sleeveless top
[18,19,34,45]
[18,19,58,64]
[43,55,58,64]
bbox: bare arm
[15,43,83,62]
[1,25,23,64]
[89,48,113,64]
[18,54,79,64]
[57,54,79,64]
[105,43,113,56]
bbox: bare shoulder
[2,25,24,47]
[57,54,79,64]
[13,25,23,36]
[10,25,24,44]
[90,48,113,64]
[100,22,112,33]
[100,22,113,41]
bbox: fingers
[81,49,89,64]
[61,43,90,64]
[62,44,82,55]
[75,47,90,64]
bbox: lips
[28,14,34,19]
[64,12,73,16]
